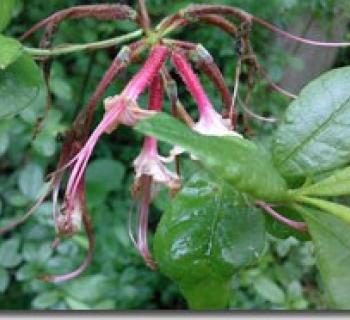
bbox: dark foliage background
[0,0,349,310]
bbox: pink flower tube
[132,75,180,269]
[64,45,169,211]
[171,51,241,138]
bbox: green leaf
[0,35,23,70]
[65,297,91,310]
[136,113,288,202]
[16,263,38,281]
[273,67,350,179]
[0,267,9,293]
[0,238,22,268]
[154,173,266,309]
[295,166,350,198]
[253,276,286,304]
[18,163,44,200]
[296,205,350,308]
[0,0,15,32]
[299,197,350,226]
[62,275,113,304]
[0,53,44,118]
[32,291,59,309]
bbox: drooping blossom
[131,74,180,269]
[171,51,241,138]
[63,45,169,214]
[168,51,242,158]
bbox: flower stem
[23,29,143,57]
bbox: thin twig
[237,96,278,123]
[23,30,143,57]
[20,4,136,41]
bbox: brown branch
[20,4,136,41]
[197,14,237,37]
[184,4,350,47]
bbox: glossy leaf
[273,67,350,179]
[0,35,23,70]
[0,0,15,32]
[296,205,350,308]
[154,173,266,309]
[136,113,288,202]
[0,53,44,118]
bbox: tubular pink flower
[171,51,241,138]
[64,45,169,210]
[132,75,180,269]
[133,75,180,192]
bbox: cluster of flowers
[57,44,241,272]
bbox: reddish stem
[256,201,308,233]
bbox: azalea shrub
[1,0,350,310]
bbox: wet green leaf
[136,113,288,202]
[273,67,350,179]
[154,173,266,309]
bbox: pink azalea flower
[131,75,180,269]
[63,45,169,212]
[171,51,242,138]
[168,51,242,159]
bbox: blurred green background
[0,0,349,310]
